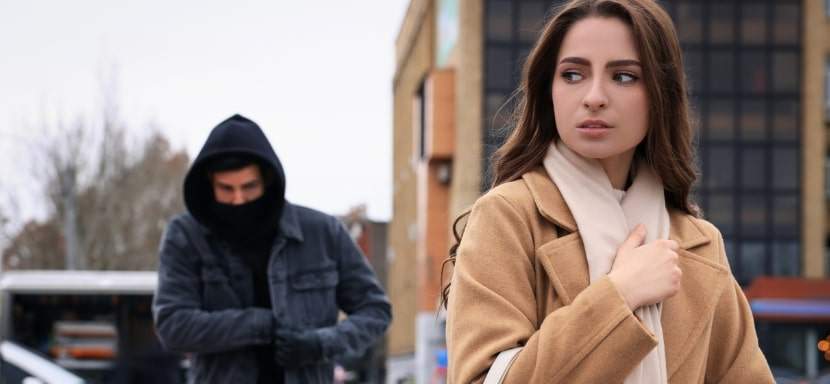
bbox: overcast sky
[0,0,409,229]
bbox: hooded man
[152,114,392,383]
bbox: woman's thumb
[620,224,647,251]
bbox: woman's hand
[607,224,682,311]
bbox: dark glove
[274,327,323,367]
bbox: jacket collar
[278,202,304,242]
[521,167,709,250]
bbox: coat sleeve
[447,192,658,384]
[152,218,274,354]
[313,219,392,363]
[705,229,774,383]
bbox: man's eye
[614,72,638,84]
[561,71,584,82]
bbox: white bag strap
[483,347,523,384]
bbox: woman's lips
[576,125,611,138]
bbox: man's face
[211,164,265,205]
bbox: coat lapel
[662,213,729,379]
[523,167,730,379]
[523,168,587,306]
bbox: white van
[0,271,184,384]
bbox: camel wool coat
[446,167,774,384]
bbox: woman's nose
[582,79,608,111]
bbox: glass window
[676,3,703,44]
[414,86,426,160]
[741,51,767,94]
[486,47,513,90]
[771,242,799,276]
[740,3,767,45]
[773,195,798,238]
[773,4,799,45]
[825,58,830,120]
[773,148,798,190]
[826,156,830,199]
[684,49,703,93]
[773,52,799,93]
[741,148,766,190]
[773,100,799,141]
[708,194,735,236]
[516,46,531,84]
[486,92,510,136]
[661,0,803,285]
[708,147,735,189]
[724,240,737,271]
[827,242,830,279]
[740,100,766,140]
[518,1,546,43]
[487,0,512,42]
[709,3,735,44]
[740,241,767,283]
[481,142,500,190]
[708,51,735,93]
[708,98,734,140]
[741,195,767,237]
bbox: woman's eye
[561,71,584,82]
[614,72,638,84]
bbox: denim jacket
[152,203,392,383]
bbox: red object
[744,277,830,322]
[744,277,830,301]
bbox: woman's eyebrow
[558,57,641,68]
[607,59,641,68]
[559,57,590,66]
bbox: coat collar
[521,166,709,250]
[523,166,729,380]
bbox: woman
[443,0,774,383]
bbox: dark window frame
[675,0,803,285]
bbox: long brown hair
[441,0,700,309]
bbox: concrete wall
[389,0,434,358]
[803,0,829,278]
[448,0,484,222]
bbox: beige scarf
[543,140,669,384]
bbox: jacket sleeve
[152,218,274,354]
[705,229,774,383]
[314,219,392,363]
[447,193,658,384]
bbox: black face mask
[208,194,281,245]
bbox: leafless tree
[2,78,189,271]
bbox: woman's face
[552,16,648,162]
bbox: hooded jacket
[152,114,392,384]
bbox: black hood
[183,114,286,234]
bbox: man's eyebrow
[241,180,261,188]
[558,57,642,68]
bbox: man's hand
[274,327,323,367]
